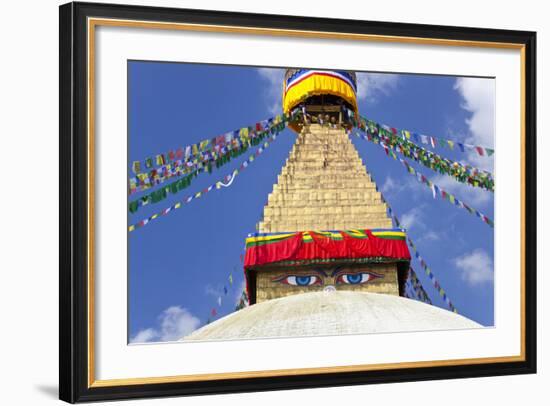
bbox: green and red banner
[244,229,411,268]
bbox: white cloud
[417,230,442,245]
[381,175,398,194]
[380,174,423,200]
[356,72,399,102]
[453,249,494,286]
[130,328,157,344]
[399,206,424,230]
[257,68,285,115]
[454,77,495,146]
[454,77,495,172]
[130,306,201,343]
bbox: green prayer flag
[128,201,138,213]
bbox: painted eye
[336,272,380,285]
[274,275,322,286]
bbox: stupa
[184,69,480,340]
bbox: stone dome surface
[182,291,482,341]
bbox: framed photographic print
[59,1,537,403]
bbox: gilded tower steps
[258,124,392,233]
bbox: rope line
[353,131,494,228]
[128,127,286,233]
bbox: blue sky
[128,61,495,343]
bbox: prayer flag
[131,161,141,174]
[129,201,138,213]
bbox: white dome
[183,291,481,341]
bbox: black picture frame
[59,1,537,403]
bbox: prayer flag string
[354,114,494,157]
[407,236,457,313]
[363,165,457,313]
[128,118,290,213]
[353,132,494,228]
[129,113,298,195]
[128,130,283,232]
[354,121,494,191]
[380,194,457,313]
[408,267,433,305]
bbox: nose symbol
[324,285,336,292]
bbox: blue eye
[345,274,362,284]
[296,276,312,286]
[274,275,322,286]
[336,272,381,285]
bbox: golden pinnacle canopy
[282,69,359,114]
